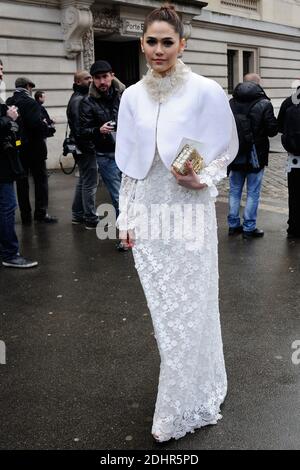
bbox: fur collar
[142,60,191,103]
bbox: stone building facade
[0,0,300,168]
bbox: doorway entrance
[94,39,140,87]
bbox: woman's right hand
[119,230,135,249]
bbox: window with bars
[221,0,259,11]
[227,47,257,94]
[243,51,252,76]
[227,50,236,95]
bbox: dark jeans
[96,154,121,218]
[288,169,300,235]
[0,183,19,261]
[72,153,98,223]
[16,152,48,220]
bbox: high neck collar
[142,60,190,103]
[15,87,32,97]
[73,83,89,95]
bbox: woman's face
[141,21,185,75]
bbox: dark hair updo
[143,3,184,39]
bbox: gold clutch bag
[172,144,205,176]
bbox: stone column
[181,13,194,41]
[82,26,95,70]
[60,0,95,66]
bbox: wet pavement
[1,155,300,450]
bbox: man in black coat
[79,61,125,230]
[0,102,38,267]
[228,74,278,238]
[277,85,300,238]
[66,70,101,227]
[6,77,57,224]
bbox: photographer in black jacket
[0,102,38,268]
[79,61,125,230]
[7,77,57,225]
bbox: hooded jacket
[277,88,300,155]
[78,79,125,155]
[66,83,90,145]
[277,86,300,132]
[229,81,278,172]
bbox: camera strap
[59,153,76,175]
[65,122,69,139]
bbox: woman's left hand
[171,161,207,190]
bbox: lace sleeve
[198,150,231,191]
[116,174,137,231]
[198,114,238,197]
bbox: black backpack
[230,98,262,159]
[282,103,300,155]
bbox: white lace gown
[118,150,232,442]
[117,63,236,442]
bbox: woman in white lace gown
[115,5,239,443]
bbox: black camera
[1,120,19,152]
[107,120,116,130]
[62,137,76,156]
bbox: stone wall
[188,9,300,112]
[207,0,300,28]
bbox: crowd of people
[0,58,127,267]
[1,2,300,444]
[1,54,299,268]
[67,61,125,236]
